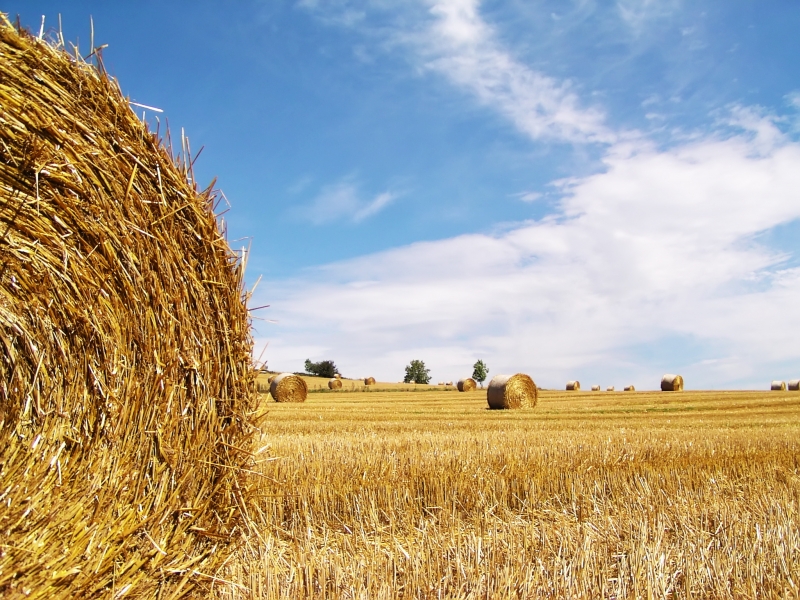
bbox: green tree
[304,358,340,379]
[404,359,431,384]
[472,359,489,388]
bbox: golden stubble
[220,387,800,598]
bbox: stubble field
[219,384,800,599]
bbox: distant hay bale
[328,377,343,390]
[271,373,309,401]
[268,374,277,384]
[661,374,684,391]
[624,385,636,392]
[0,17,258,598]
[771,380,786,391]
[364,376,376,385]
[334,373,341,379]
[591,385,601,391]
[437,381,445,386]
[487,374,537,410]
[607,386,615,391]
[566,380,580,391]
[457,377,477,392]
[446,381,454,386]
[789,379,800,391]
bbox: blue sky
[7,1,800,388]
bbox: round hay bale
[457,377,477,392]
[566,380,580,391]
[624,385,636,392]
[591,385,601,391]
[771,380,786,391]
[270,373,308,401]
[328,377,343,390]
[0,18,258,598]
[789,379,800,391]
[487,374,537,409]
[268,374,277,384]
[334,373,341,379]
[364,376,376,385]
[661,374,684,391]
[606,386,615,391]
[446,381,454,386]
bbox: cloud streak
[298,177,399,224]
[414,0,615,144]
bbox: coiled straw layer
[271,373,308,402]
[486,374,537,410]
[0,16,257,599]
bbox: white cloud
[258,122,800,388]
[413,0,615,144]
[273,2,800,388]
[513,191,542,203]
[298,177,398,224]
[617,0,682,35]
[297,0,614,144]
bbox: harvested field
[220,388,800,598]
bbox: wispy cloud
[616,0,682,36]
[414,0,615,144]
[298,177,399,224]
[298,0,615,145]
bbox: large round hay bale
[789,379,800,391]
[487,374,537,409]
[566,380,580,391]
[271,373,309,401]
[328,377,343,390]
[661,374,684,391]
[624,385,636,392]
[771,380,786,391]
[364,376,376,385]
[0,18,258,598]
[457,377,477,392]
[591,385,601,391]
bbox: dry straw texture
[591,385,601,391]
[566,380,580,391]
[457,377,477,392]
[771,381,786,391]
[328,378,343,390]
[661,374,684,392]
[624,385,636,392]
[364,377,376,386]
[789,380,800,391]
[270,373,308,402]
[0,16,258,599]
[486,373,537,410]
